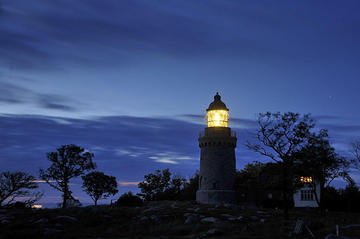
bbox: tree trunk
[94,199,98,206]
[282,163,289,219]
[62,178,69,208]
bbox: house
[293,176,320,207]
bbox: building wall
[293,183,320,207]
[196,127,237,204]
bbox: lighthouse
[196,93,237,204]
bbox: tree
[351,140,360,169]
[82,171,118,206]
[179,172,199,200]
[138,169,186,201]
[235,162,263,204]
[294,129,350,211]
[39,144,95,208]
[0,171,42,207]
[116,191,143,207]
[246,112,315,217]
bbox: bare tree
[351,140,360,169]
[246,112,315,218]
[0,171,42,207]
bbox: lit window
[300,176,312,183]
[207,110,228,127]
[31,204,42,209]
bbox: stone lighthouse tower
[196,92,237,204]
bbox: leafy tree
[138,169,186,201]
[0,171,42,207]
[138,169,171,201]
[246,112,315,217]
[179,172,199,200]
[82,171,118,206]
[294,129,350,211]
[235,162,263,203]
[39,144,96,208]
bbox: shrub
[116,192,143,207]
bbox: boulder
[54,215,78,224]
[33,218,49,224]
[324,234,354,239]
[43,228,63,236]
[194,208,202,213]
[201,217,218,223]
[184,214,199,224]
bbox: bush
[116,192,143,207]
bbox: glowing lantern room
[206,92,229,127]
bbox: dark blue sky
[1,0,360,206]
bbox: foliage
[39,144,96,208]
[0,171,42,207]
[294,129,350,209]
[82,171,118,206]
[116,191,143,207]
[138,169,187,201]
[246,112,315,217]
[179,172,199,200]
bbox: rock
[171,202,179,208]
[43,228,64,236]
[236,216,244,221]
[0,219,10,224]
[206,228,224,236]
[185,214,199,224]
[33,218,49,224]
[139,216,148,221]
[200,228,224,238]
[260,218,266,223]
[256,210,266,214]
[221,214,233,218]
[324,234,354,239]
[54,215,78,224]
[55,223,63,228]
[201,217,218,223]
[149,215,157,221]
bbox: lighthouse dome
[206,92,229,112]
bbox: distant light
[300,176,312,183]
[31,204,42,209]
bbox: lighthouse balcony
[199,127,236,138]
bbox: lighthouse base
[196,190,236,205]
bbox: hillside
[0,201,359,239]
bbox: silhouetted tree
[138,169,186,201]
[235,162,263,204]
[82,171,118,206]
[116,191,143,207]
[246,112,315,217]
[39,144,95,208]
[0,171,42,207]
[294,129,350,211]
[351,140,360,169]
[179,172,199,200]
